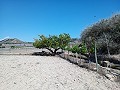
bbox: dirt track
[0,55,119,90]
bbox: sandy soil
[0,47,42,55]
[0,55,119,90]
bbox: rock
[93,68,97,71]
[102,61,111,68]
[110,63,120,70]
[77,59,86,66]
[106,74,115,81]
[98,55,120,64]
[78,54,88,60]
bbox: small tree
[70,45,80,58]
[33,33,71,55]
[80,42,88,54]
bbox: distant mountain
[0,38,25,44]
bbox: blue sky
[0,0,120,42]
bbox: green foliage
[11,46,15,49]
[33,39,41,48]
[10,46,22,49]
[65,42,94,54]
[59,33,71,50]
[33,33,71,55]
[70,45,80,54]
[80,43,88,54]
[65,46,71,51]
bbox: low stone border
[59,53,120,83]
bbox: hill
[0,38,33,44]
[0,38,24,44]
[0,38,33,48]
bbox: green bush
[11,46,15,49]
[65,46,71,51]
[80,43,88,54]
[70,45,80,54]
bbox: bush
[70,45,80,54]
[81,14,120,55]
[0,46,5,48]
[80,43,88,54]
[11,46,15,49]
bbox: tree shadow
[32,51,63,56]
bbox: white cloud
[0,36,10,41]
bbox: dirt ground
[0,47,42,55]
[0,55,120,90]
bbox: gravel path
[0,55,119,90]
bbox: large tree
[33,33,71,55]
[81,14,120,55]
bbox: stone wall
[59,53,120,83]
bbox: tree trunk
[103,32,110,57]
[53,48,59,56]
[46,48,54,53]
[85,43,91,69]
[46,48,60,56]
[67,50,69,59]
[95,41,98,72]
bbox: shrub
[11,46,15,49]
